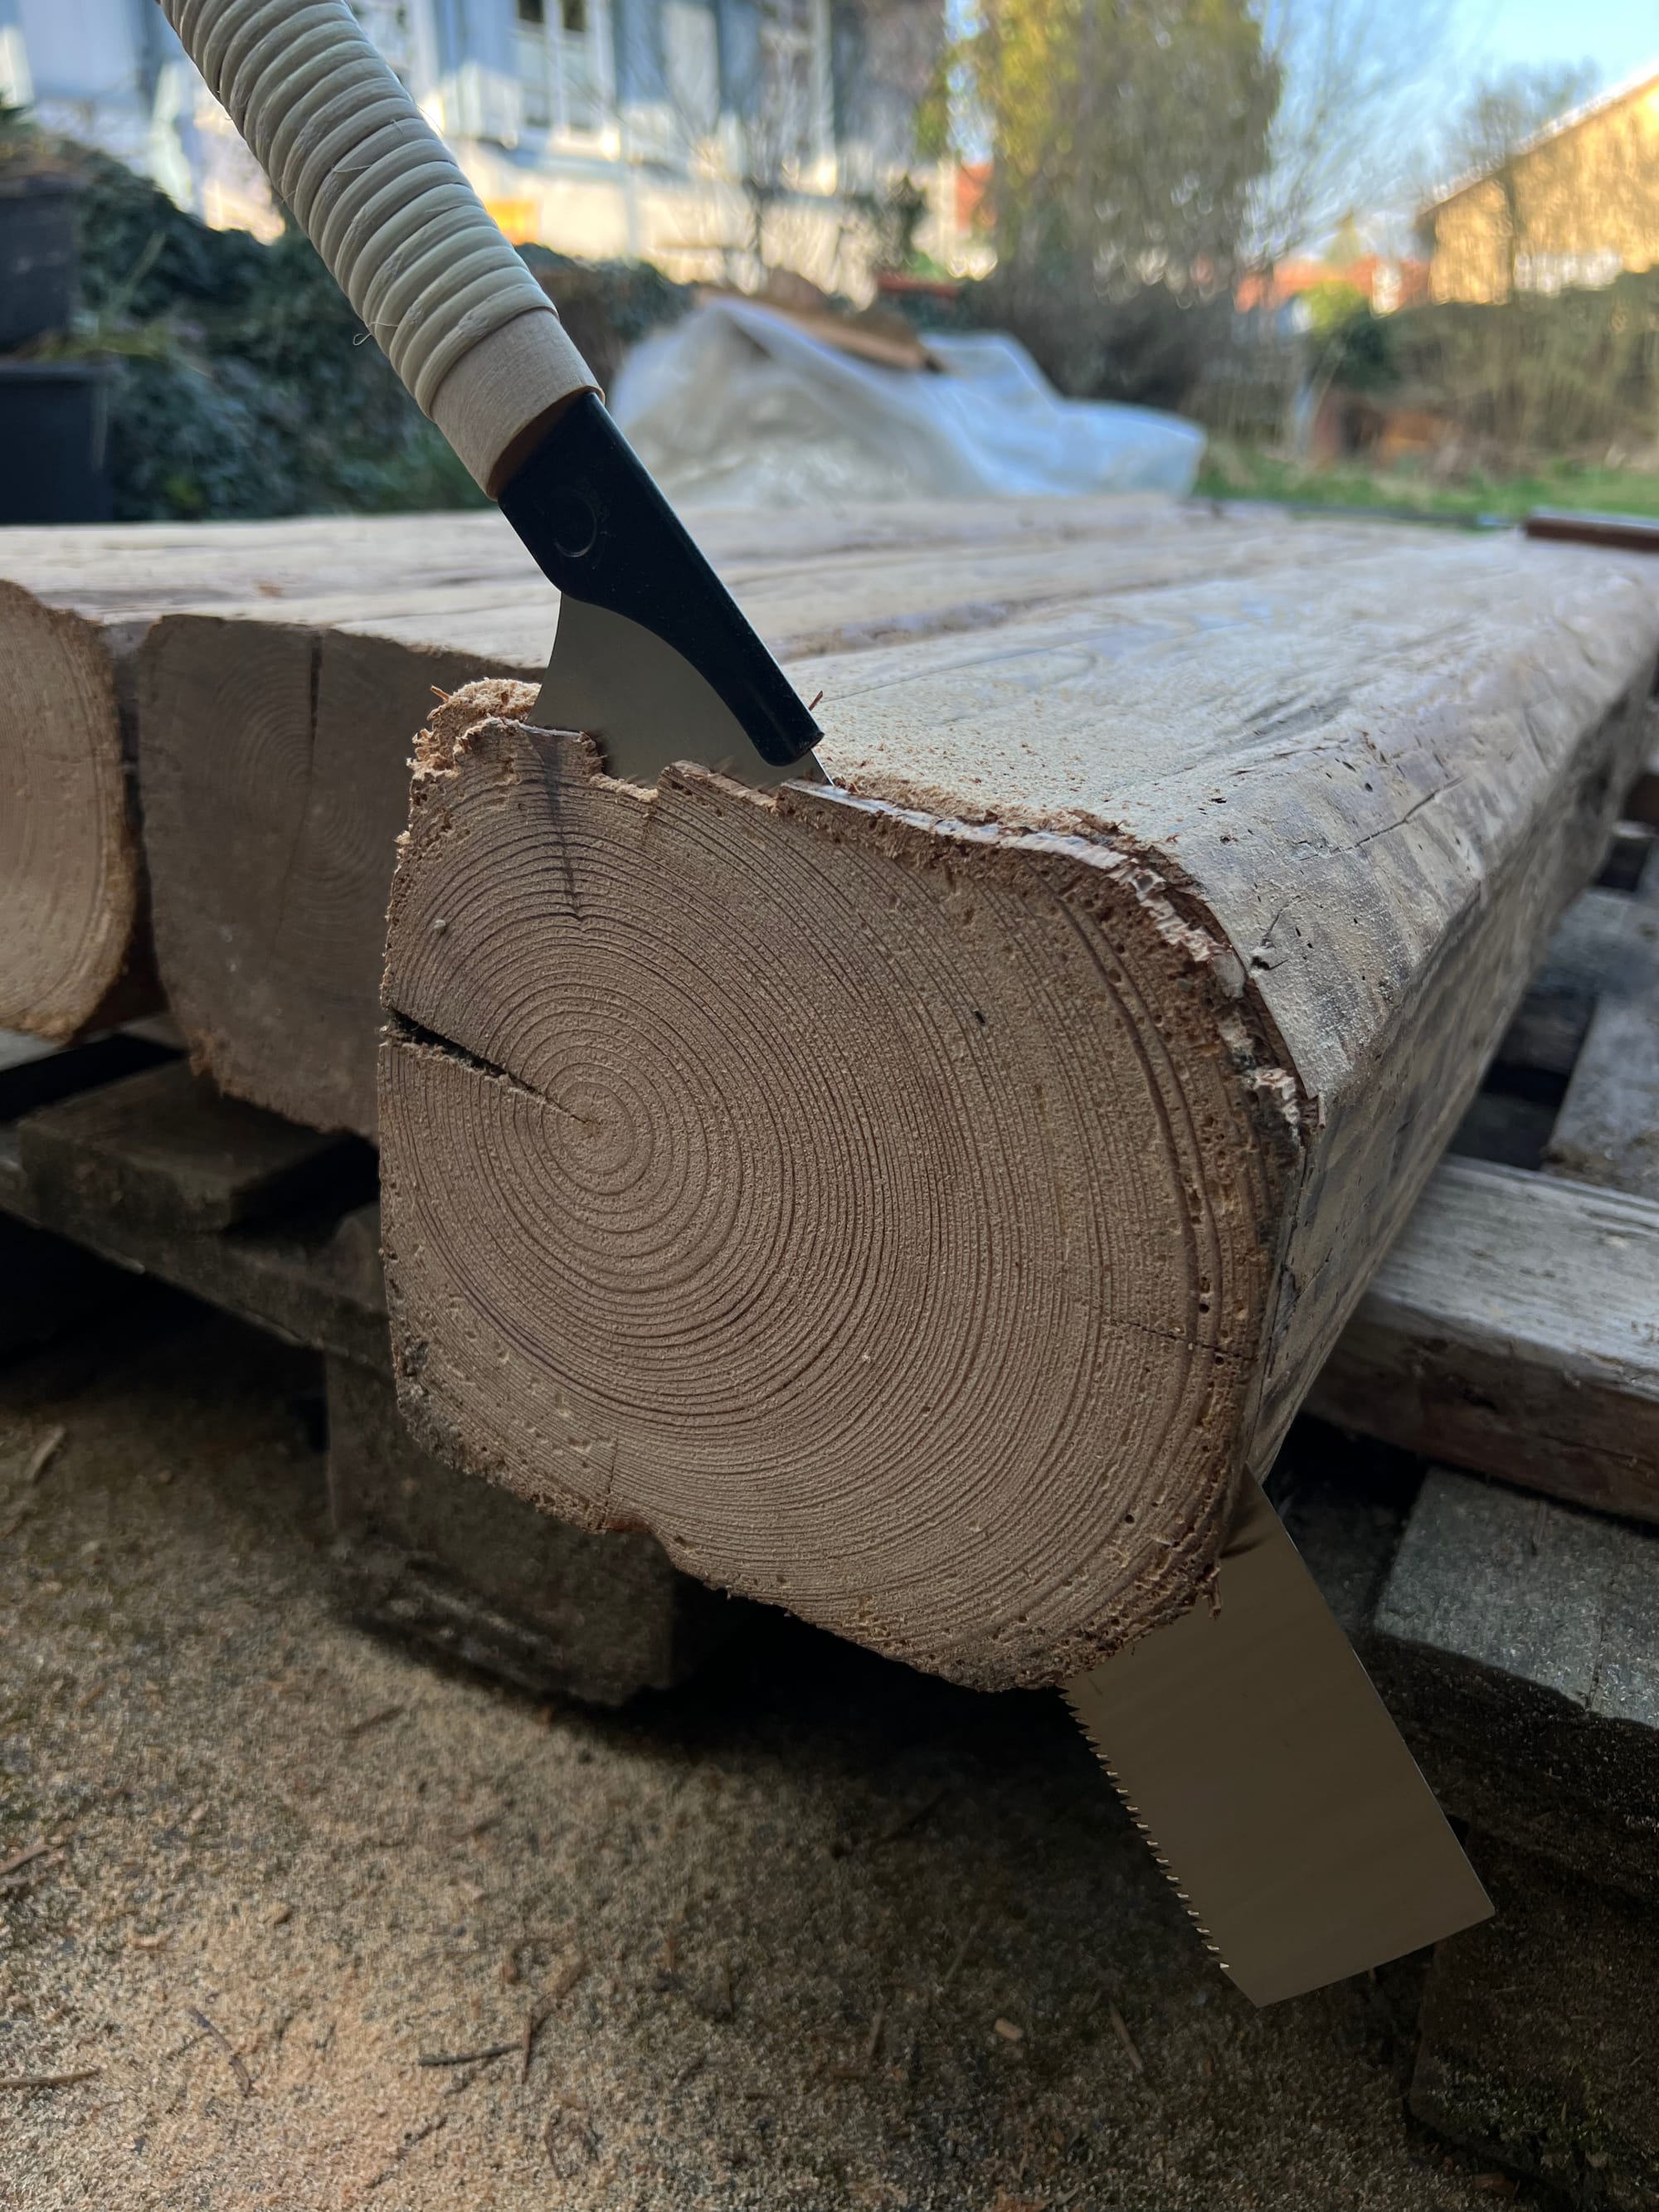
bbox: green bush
[18,140,693,520]
[1388,270,1659,457]
[41,147,480,519]
[884,271,1233,411]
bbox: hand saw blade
[1065,1476,1491,2005]
[499,391,825,789]
[537,595,824,790]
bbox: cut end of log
[377,689,1304,1690]
[0,583,146,1040]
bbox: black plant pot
[0,361,113,523]
[0,174,79,349]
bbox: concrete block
[326,1354,737,1707]
[1412,1835,1659,2210]
[1365,1468,1659,1898]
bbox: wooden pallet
[0,1036,731,1705]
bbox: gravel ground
[0,1300,1520,2210]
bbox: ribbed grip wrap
[158,0,597,489]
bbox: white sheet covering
[610,298,1205,508]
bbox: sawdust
[0,1305,1513,2210]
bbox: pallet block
[328,1355,733,1706]
[1410,1838,1659,2212]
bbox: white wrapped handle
[159,0,599,491]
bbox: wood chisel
[158,0,1491,2004]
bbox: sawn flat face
[1066,1478,1492,2006]
[499,393,824,788]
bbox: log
[0,511,533,1045]
[140,620,532,1135]
[131,495,1344,1135]
[0,576,148,1038]
[375,521,1659,1692]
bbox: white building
[0,0,975,294]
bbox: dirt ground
[0,1298,1520,2210]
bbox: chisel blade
[1065,1477,1491,2006]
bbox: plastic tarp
[610,297,1205,508]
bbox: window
[756,0,828,176]
[514,0,603,134]
[351,0,414,80]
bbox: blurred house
[1423,66,1659,304]
[0,0,973,291]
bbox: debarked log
[0,577,152,1039]
[370,527,1659,1689]
[129,493,1317,1137]
[0,508,534,1048]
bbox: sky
[1333,1,1659,250]
[1465,0,1657,96]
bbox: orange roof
[1235,255,1430,311]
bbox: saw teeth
[1064,1685,1226,1966]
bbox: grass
[1194,440,1659,527]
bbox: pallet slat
[17,1059,375,1235]
[1311,1158,1659,1524]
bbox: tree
[935,0,1277,401]
[1442,63,1598,192]
[1245,0,1452,271]
[966,0,1278,298]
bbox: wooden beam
[0,509,539,1048]
[125,493,1324,1135]
[376,519,1659,1689]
